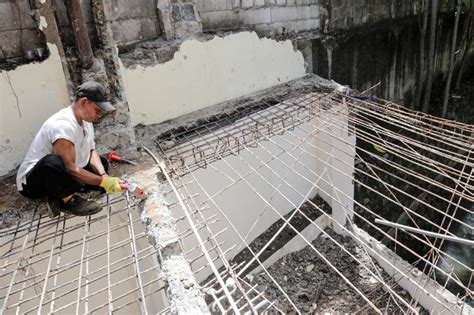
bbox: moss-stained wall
[312,11,471,107]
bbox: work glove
[100,176,123,193]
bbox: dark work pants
[19,154,109,200]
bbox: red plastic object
[108,151,123,163]
[108,151,137,165]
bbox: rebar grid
[0,194,166,314]
[156,90,472,314]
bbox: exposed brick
[232,0,241,9]
[0,2,17,31]
[271,6,298,22]
[200,10,240,30]
[254,21,291,35]
[291,18,319,31]
[0,1,37,31]
[297,5,320,19]
[139,18,161,39]
[196,0,233,12]
[255,0,266,7]
[240,8,271,24]
[107,0,158,21]
[0,29,44,58]
[22,28,45,50]
[242,0,254,9]
[296,0,318,4]
[276,0,286,5]
[111,19,142,44]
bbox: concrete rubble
[257,228,428,314]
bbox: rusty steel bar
[64,0,94,68]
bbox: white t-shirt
[16,106,95,191]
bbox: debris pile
[256,229,427,313]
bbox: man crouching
[16,81,123,217]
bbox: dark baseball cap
[76,81,115,112]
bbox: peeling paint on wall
[39,16,48,31]
[0,43,69,176]
[120,32,306,126]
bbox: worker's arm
[53,139,103,186]
[88,149,107,176]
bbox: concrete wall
[0,0,161,61]
[311,10,467,106]
[120,32,306,126]
[197,0,321,35]
[0,0,45,60]
[105,0,161,45]
[320,0,455,31]
[0,43,69,177]
[0,0,458,61]
[54,0,161,47]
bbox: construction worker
[16,81,123,217]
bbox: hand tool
[119,182,147,200]
[108,151,137,165]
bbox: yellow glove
[100,176,123,193]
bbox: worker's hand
[100,176,123,193]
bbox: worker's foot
[47,196,103,218]
[47,198,61,218]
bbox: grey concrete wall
[1,0,459,61]
[104,0,161,45]
[320,0,456,31]
[0,0,162,61]
[311,9,469,110]
[55,0,162,47]
[0,0,45,60]
[196,0,321,35]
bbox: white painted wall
[120,32,306,126]
[0,44,70,176]
[163,99,355,282]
